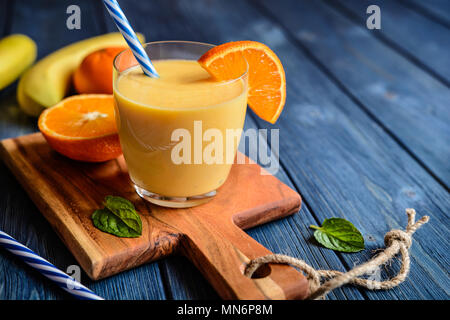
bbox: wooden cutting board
[0,133,309,300]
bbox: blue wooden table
[0,0,448,300]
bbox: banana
[17,32,145,116]
[0,34,37,91]
[17,69,43,116]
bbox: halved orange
[38,94,122,162]
[198,41,286,124]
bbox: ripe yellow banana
[18,32,145,116]
[0,34,37,91]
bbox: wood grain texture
[0,0,9,36]
[158,118,365,300]
[153,0,449,299]
[1,0,448,300]
[241,0,449,300]
[0,132,309,300]
[101,0,365,300]
[0,0,319,300]
[333,0,450,85]
[101,0,450,299]
[9,0,105,60]
[257,0,450,189]
[403,0,450,28]
[0,0,167,300]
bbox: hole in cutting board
[249,264,271,279]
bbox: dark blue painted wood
[254,0,450,190]
[0,0,8,36]
[0,0,37,140]
[1,0,449,300]
[0,0,166,300]
[101,0,450,299]
[0,0,360,301]
[332,0,450,85]
[404,0,450,28]
[244,0,449,300]
[100,0,364,300]
[246,0,449,299]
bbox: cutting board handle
[179,214,309,300]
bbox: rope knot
[244,209,429,300]
[384,229,412,248]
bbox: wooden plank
[100,0,365,300]
[1,133,311,300]
[256,0,450,192]
[129,0,450,299]
[243,0,449,300]
[0,0,68,298]
[9,0,104,59]
[332,0,450,85]
[0,161,65,299]
[0,0,166,300]
[403,0,450,28]
[2,0,447,301]
[0,0,357,301]
[0,0,36,140]
[161,119,365,300]
[0,0,9,36]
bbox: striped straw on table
[103,0,159,78]
[0,230,103,300]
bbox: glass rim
[113,40,249,85]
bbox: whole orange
[73,47,125,94]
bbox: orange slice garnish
[198,41,286,124]
[38,94,122,162]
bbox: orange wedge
[198,41,286,124]
[38,94,122,162]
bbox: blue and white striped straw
[103,0,159,78]
[0,230,103,300]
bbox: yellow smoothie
[113,60,247,198]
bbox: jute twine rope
[244,209,429,300]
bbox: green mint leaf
[103,195,142,234]
[92,208,141,238]
[310,218,364,252]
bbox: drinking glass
[113,41,248,207]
